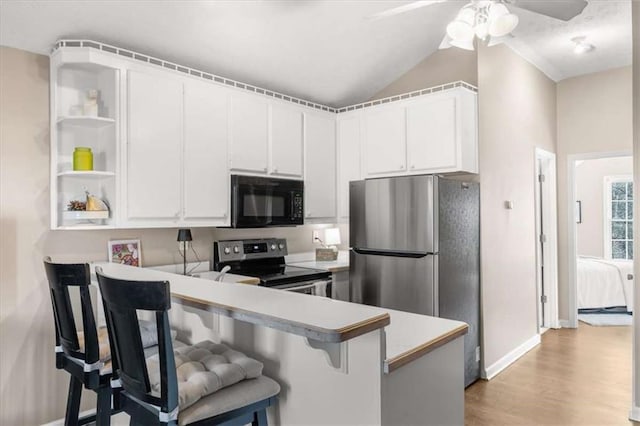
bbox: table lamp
[177,228,192,275]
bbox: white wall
[476,43,557,369]
[0,46,341,425]
[556,66,633,321]
[631,0,640,419]
[575,156,633,258]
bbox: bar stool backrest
[96,267,178,416]
[43,256,99,364]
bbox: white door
[364,106,406,176]
[126,70,182,221]
[337,115,361,220]
[305,113,336,220]
[406,96,457,172]
[271,103,303,177]
[230,92,268,173]
[183,81,229,224]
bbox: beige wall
[476,43,557,368]
[0,46,339,425]
[576,156,633,258]
[556,66,633,321]
[369,48,478,100]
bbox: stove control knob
[223,247,231,255]
[278,243,285,250]
[233,246,240,254]
[271,244,276,250]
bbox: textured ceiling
[0,1,632,107]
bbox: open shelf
[62,210,110,220]
[57,116,115,128]
[57,170,116,178]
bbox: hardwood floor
[466,324,635,426]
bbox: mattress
[577,257,633,312]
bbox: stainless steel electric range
[210,238,332,297]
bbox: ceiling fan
[369,0,589,50]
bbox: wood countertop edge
[327,265,349,273]
[384,323,469,373]
[235,278,261,285]
[171,293,389,343]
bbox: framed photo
[108,239,141,267]
[575,200,582,224]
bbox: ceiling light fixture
[571,36,595,54]
[445,0,519,51]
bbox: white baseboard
[482,334,541,380]
[559,319,573,328]
[629,405,640,422]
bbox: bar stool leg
[95,386,112,426]
[64,376,82,426]
[252,409,268,426]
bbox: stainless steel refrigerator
[350,175,480,387]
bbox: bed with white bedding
[577,257,634,313]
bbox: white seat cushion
[146,341,267,411]
[177,376,280,426]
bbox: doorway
[535,148,560,331]
[563,151,631,328]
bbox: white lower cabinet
[126,70,183,222]
[304,113,336,221]
[183,82,229,225]
[337,114,362,221]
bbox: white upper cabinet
[304,113,336,221]
[406,89,477,174]
[363,106,406,177]
[183,81,229,224]
[337,114,361,221]
[126,70,183,222]
[230,92,269,173]
[270,103,303,178]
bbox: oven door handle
[284,282,318,293]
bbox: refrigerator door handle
[352,248,437,258]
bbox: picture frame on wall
[108,239,141,267]
[575,200,582,224]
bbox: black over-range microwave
[230,175,304,228]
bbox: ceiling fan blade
[366,0,448,21]
[510,0,588,21]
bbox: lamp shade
[177,228,193,242]
[324,228,341,246]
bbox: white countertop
[382,308,468,373]
[94,262,468,370]
[287,250,350,273]
[93,262,389,343]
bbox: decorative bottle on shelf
[73,147,93,171]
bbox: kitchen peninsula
[94,263,468,425]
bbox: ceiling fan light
[475,22,489,40]
[449,38,475,51]
[488,13,519,37]
[447,20,474,41]
[488,2,509,20]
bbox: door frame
[566,150,632,328]
[535,148,560,330]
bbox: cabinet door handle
[411,165,416,169]
[273,167,278,173]
[399,165,404,170]
[263,166,268,172]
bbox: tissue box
[315,248,338,261]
